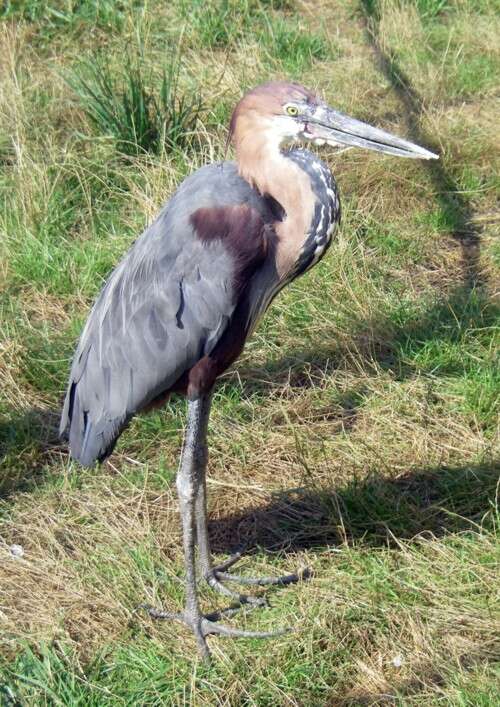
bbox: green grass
[0,0,127,26]
[3,162,132,296]
[181,0,253,48]
[179,0,289,49]
[0,0,499,703]
[0,0,139,50]
[70,53,205,156]
[2,513,498,704]
[261,17,332,75]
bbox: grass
[0,0,125,25]
[70,53,205,156]
[0,0,499,704]
[261,17,332,75]
[180,0,254,48]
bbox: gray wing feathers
[61,165,247,466]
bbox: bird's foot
[143,604,291,660]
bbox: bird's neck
[235,132,316,279]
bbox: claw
[204,602,264,622]
[142,554,310,659]
[206,551,312,599]
[205,572,267,606]
[142,600,263,625]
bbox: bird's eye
[285,105,299,116]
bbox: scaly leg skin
[146,394,292,660]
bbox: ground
[0,0,499,704]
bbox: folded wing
[60,163,272,466]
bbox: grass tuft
[70,53,204,156]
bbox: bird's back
[60,162,277,466]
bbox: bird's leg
[147,394,291,658]
[173,393,212,659]
[193,406,310,599]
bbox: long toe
[201,618,292,639]
[143,604,291,658]
[205,572,267,606]
[215,565,312,587]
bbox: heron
[60,81,437,658]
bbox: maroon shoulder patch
[190,205,272,298]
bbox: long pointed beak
[310,107,438,160]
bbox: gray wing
[61,162,267,467]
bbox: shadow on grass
[359,0,482,290]
[208,462,498,554]
[234,285,497,391]
[0,408,60,498]
[1,284,496,497]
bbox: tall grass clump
[70,54,204,156]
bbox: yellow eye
[286,105,299,116]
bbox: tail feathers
[60,383,126,467]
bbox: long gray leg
[175,393,212,658]
[194,430,309,600]
[146,394,291,658]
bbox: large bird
[61,82,437,658]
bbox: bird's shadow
[360,0,483,289]
[207,462,498,555]
[0,407,61,497]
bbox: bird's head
[230,81,438,160]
